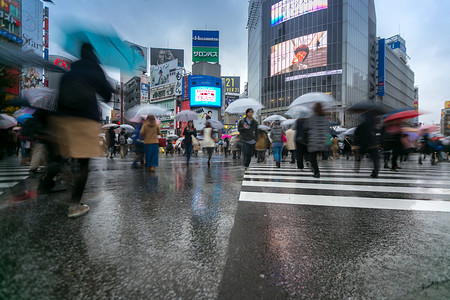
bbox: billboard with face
[150,59,178,88]
[150,48,184,67]
[270,31,327,77]
[125,41,148,73]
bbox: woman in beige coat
[140,115,161,172]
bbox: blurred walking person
[354,111,380,177]
[118,128,128,158]
[41,43,113,217]
[203,122,215,167]
[132,120,145,168]
[331,135,340,159]
[140,115,160,172]
[295,118,308,169]
[304,102,329,178]
[255,129,269,163]
[223,137,230,157]
[238,108,258,169]
[270,120,285,168]
[183,120,197,165]
[285,127,296,164]
[106,127,116,158]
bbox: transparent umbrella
[263,115,287,123]
[0,114,17,129]
[175,110,198,122]
[285,105,312,119]
[225,98,264,114]
[127,104,170,120]
[207,120,224,129]
[119,124,135,133]
[289,92,335,109]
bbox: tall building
[377,35,415,111]
[247,0,377,126]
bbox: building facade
[248,0,377,126]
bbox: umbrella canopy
[281,119,296,128]
[102,123,120,129]
[0,114,17,129]
[13,107,36,118]
[23,88,58,111]
[13,126,21,131]
[127,104,170,120]
[207,120,224,129]
[285,105,312,119]
[335,127,348,133]
[418,124,439,134]
[119,124,135,133]
[343,127,356,136]
[166,134,179,140]
[384,110,421,123]
[222,135,232,139]
[258,124,271,131]
[61,22,145,73]
[175,110,198,122]
[231,131,240,136]
[16,114,33,124]
[347,100,387,115]
[225,98,264,114]
[289,92,335,109]
[263,115,287,123]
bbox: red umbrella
[383,110,421,123]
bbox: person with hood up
[140,115,161,172]
[270,120,285,168]
[304,102,329,178]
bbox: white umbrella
[102,123,120,129]
[119,124,135,133]
[258,124,271,131]
[126,104,170,119]
[0,114,17,129]
[285,105,313,119]
[207,119,224,129]
[281,119,296,128]
[175,110,198,122]
[289,92,335,109]
[23,87,58,111]
[166,134,179,140]
[263,115,287,123]
[225,98,264,114]
[343,127,356,136]
[335,127,348,133]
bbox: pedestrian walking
[285,127,296,163]
[238,108,258,169]
[270,120,285,168]
[255,129,269,163]
[106,127,116,158]
[140,115,161,172]
[343,135,352,160]
[354,111,380,177]
[183,120,197,165]
[304,102,329,178]
[118,128,128,158]
[40,43,114,217]
[331,135,340,159]
[203,122,215,166]
[294,118,308,169]
[381,120,402,171]
[223,137,230,157]
[132,121,145,168]
[231,135,241,159]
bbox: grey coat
[304,114,329,152]
[270,126,284,143]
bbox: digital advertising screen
[190,86,221,108]
[271,0,328,27]
[270,30,327,77]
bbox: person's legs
[30,142,46,172]
[295,142,304,169]
[309,152,320,177]
[186,145,193,163]
[120,144,126,158]
[67,158,90,217]
[207,147,213,165]
[273,146,282,163]
[290,150,296,163]
[369,149,380,177]
[144,144,152,168]
[149,144,159,170]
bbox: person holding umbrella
[270,120,285,168]
[140,115,161,172]
[183,120,197,165]
[238,108,259,169]
[203,121,216,166]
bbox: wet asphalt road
[0,154,449,299]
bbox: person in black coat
[354,110,380,177]
[238,108,258,168]
[183,120,197,164]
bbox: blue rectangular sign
[378,39,385,97]
[192,30,219,48]
[190,86,221,108]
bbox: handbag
[282,133,287,143]
[158,138,166,147]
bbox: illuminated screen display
[190,86,221,107]
[270,31,327,77]
[271,0,328,26]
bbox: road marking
[0,182,19,188]
[245,170,439,179]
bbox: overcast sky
[49,0,449,124]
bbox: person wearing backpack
[118,128,128,159]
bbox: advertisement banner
[183,75,189,100]
[173,68,183,96]
[224,95,239,110]
[223,76,240,94]
[271,31,327,77]
[150,48,184,67]
[271,0,328,27]
[378,38,386,96]
[140,75,149,101]
[191,107,220,131]
[150,59,178,88]
[387,40,406,53]
[192,47,219,63]
[125,41,148,73]
[445,101,450,109]
[190,86,221,108]
[22,0,43,55]
[192,30,219,48]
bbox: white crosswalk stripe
[0,164,30,196]
[239,162,450,212]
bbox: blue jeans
[144,144,159,168]
[273,142,283,163]
[186,145,193,162]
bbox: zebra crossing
[0,163,30,196]
[240,161,450,212]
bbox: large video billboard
[271,0,328,27]
[270,30,327,77]
[190,86,221,108]
[150,48,184,67]
[150,59,178,88]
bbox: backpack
[119,134,126,144]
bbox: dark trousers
[241,142,255,167]
[295,142,307,169]
[368,149,380,174]
[308,151,320,175]
[186,145,193,162]
[256,150,265,162]
[289,150,296,163]
[72,158,89,204]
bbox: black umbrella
[347,100,387,115]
